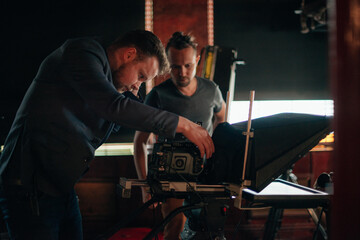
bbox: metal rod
[225,91,230,122]
[242,90,255,181]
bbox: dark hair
[110,30,169,75]
[165,32,198,54]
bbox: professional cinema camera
[147,133,206,182]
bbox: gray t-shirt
[145,77,224,135]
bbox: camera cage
[147,133,206,182]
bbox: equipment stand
[144,203,206,240]
[261,170,329,240]
[263,207,284,240]
[97,179,233,240]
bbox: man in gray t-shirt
[133,32,225,240]
[145,76,223,136]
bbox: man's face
[112,55,159,94]
[168,47,199,88]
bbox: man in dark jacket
[0,30,214,240]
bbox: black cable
[144,203,206,240]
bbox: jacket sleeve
[61,39,178,138]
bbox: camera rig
[147,133,206,182]
[99,113,332,240]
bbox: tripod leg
[263,207,284,240]
[308,208,327,239]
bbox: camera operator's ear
[123,47,137,63]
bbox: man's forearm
[133,131,151,180]
[134,146,147,180]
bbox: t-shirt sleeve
[213,84,224,113]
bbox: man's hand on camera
[176,116,215,159]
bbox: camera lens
[175,159,184,168]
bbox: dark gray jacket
[0,38,178,196]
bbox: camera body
[148,134,205,182]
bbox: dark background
[0,0,329,144]
[214,0,329,100]
[0,0,145,144]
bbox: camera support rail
[119,178,233,199]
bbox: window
[228,100,333,124]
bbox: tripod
[96,179,232,240]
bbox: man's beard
[112,65,127,92]
[175,77,191,87]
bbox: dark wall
[214,0,329,100]
[0,0,144,144]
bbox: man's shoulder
[65,37,101,44]
[60,37,107,63]
[63,37,104,52]
[146,79,170,99]
[152,79,174,91]
[196,76,219,89]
